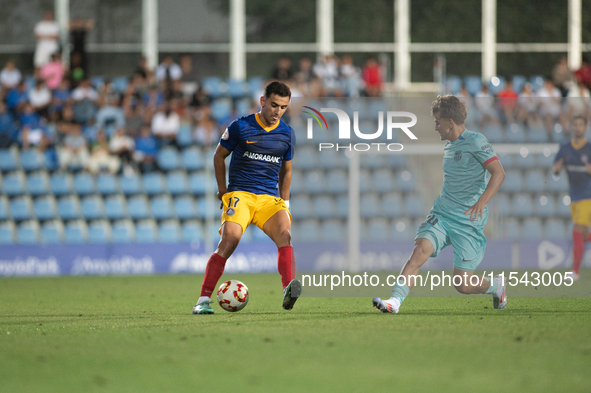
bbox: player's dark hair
[430,95,467,125]
[264,81,291,99]
[573,115,588,125]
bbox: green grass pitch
[1,274,590,392]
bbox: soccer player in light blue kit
[373,95,507,313]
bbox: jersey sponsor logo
[480,143,493,154]
[454,151,462,161]
[242,150,281,163]
[566,165,587,172]
[221,128,229,140]
[246,140,257,144]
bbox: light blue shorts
[415,212,487,271]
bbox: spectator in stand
[538,76,566,137]
[96,95,125,131]
[340,55,362,97]
[134,124,159,172]
[553,57,572,97]
[98,78,122,108]
[143,84,166,113]
[49,79,71,121]
[0,60,22,90]
[34,11,59,68]
[5,81,29,115]
[109,127,135,174]
[71,78,99,124]
[188,87,211,117]
[566,82,591,122]
[88,129,120,174]
[151,101,180,147]
[156,56,182,99]
[362,57,383,97]
[314,55,341,96]
[134,56,155,86]
[71,78,99,102]
[60,123,89,169]
[497,79,519,124]
[28,79,52,118]
[193,116,220,147]
[294,57,319,97]
[179,54,199,98]
[475,84,498,129]
[123,100,146,138]
[69,17,94,77]
[40,53,65,90]
[70,52,86,85]
[517,83,540,125]
[20,103,47,149]
[0,102,16,148]
[574,56,591,91]
[272,57,293,81]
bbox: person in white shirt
[538,77,566,136]
[474,84,498,130]
[34,11,59,68]
[0,60,22,89]
[517,82,540,124]
[151,101,180,147]
[71,79,99,102]
[28,79,52,117]
[566,82,591,121]
[156,56,182,82]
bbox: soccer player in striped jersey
[373,95,507,313]
[553,115,591,281]
[192,81,299,314]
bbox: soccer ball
[217,280,249,312]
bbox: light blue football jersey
[431,130,498,225]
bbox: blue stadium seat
[295,147,319,171]
[556,193,571,218]
[511,194,533,217]
[320,149,346,170]
[50,173,74,196]
[202,77,225,98]
[111,220,135,243]
[500,170,523,193]
[181,221,203,242]
[40,221,63,244]
[385,154,407,169]
[547,173,568,193]
[366,218,390,241]
[360,151,384,170]
[150,195,174,220]
[173,196,197,220]
[248,77,264,96]
[498,218,520,239]
[120,173,143,195]
[104,195,127,220]
[177,124,193,148]
[382,193,404,218]
[26,172,50,196]
[372,169,395,193]
[20,149,44,172]
[489,192,512,216]
[0,149,18,172]
[537,152,555,169]
[512,75,527,94]
[91,76,105,90]
[305,171,326,194]
[112,76,129,93]
[505,123,526,143]
[136,220,158,243]
[312,195,336,219]
[522,218,543,240]
[404,194,424,218]
[182,147,205,171]
[189,172,208,195]
[496,153,514,169]
[446,75,462,95]
[157,147,181,171]
[0,196,8,220]
[325,170,348,194]
[159,220,181,243]
[488,76,506,95]
[143,173,166,195]
[64,220,88,243]
[298,219,320,241]
[127,196,150,220]
[290,195,313,220]
[482,124,504,144]
[81,196,105,220]
[10,197,33,221]
[227,79,249,98]
[204,147,216,169]
[359,170,372,193]
[396,170,415,192]
[196,198,216,220]
[534,194,556,218]
[17,221,40,244]
[527,126,549,143]
[96,173,120,195]
[0,221,15,243]
[3,171,26,196]
[464,75,482,96]
[167,171,189,195]
[290,170,305,195]
[544,219,567,239]
[525,170,546,193]
[391,218,414,241]
[211,99,232,121]
[529,75,544,91]
[360,194,380,218]
[514,152,536,169]
[33,196,57,221]
[250,226,268,243]
[321,219,345,241]
[336,195,349,219]
[57,196,81,221]
[73,172,97,195]
[88,220,112,243]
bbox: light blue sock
[484,278,498,294]
[391,282,410,303]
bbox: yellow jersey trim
[255,113,280,132]
[571,138,587,150]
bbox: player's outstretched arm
[213,143,231,203]
[552,157,565,175]
[464,159,505,221]
[278,159,292,203]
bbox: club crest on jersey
[454,151,462,161]
[222,128,229,140]
[582,154,588,163]
[226,208,235,216]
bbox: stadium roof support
[481,0,497,81]
[142,0,158,71]
[230,0,246,81]
[317,0,334,56]
[395,0,411,90]
[54,0,69,67]
[569,0,582,70]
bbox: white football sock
[198,296,211,304]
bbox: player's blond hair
[430,95,467,125]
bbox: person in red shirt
[363,57,383,97]
[497,79,519,123]
[574,56,591,91]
